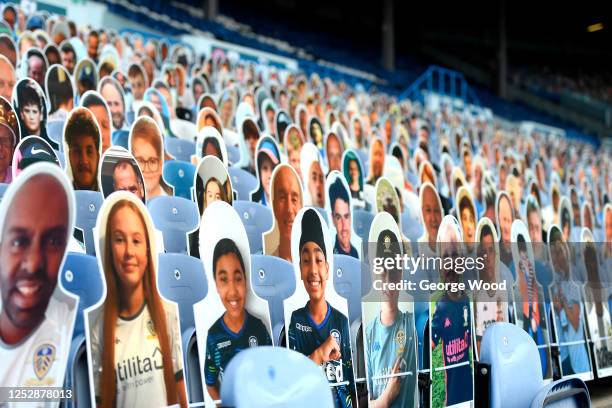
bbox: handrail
[399,65,481,106]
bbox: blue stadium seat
[332,254,362,327]
[55,149,65,168]
[480,322,591,408]
[112,129,130,149]
[221,346,334,408]
[165,137,196,162]
[312,206,329,226]
[158,253,207,403]
[228,166,258,201]
[353,209,374,242]
[233,200,273,254]
[147,196,199,253]
[250,254,295,344]
[46,120,65,151]
[162,160,196,199]
[401,210,424,242]
[74,190,104,256]
[226,144,241,165]
[61,252,104,408]
[0,183,8,202]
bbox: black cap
[376,228,400,259]
[299,208,326,260]
[18,137,59,170]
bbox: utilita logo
[115,347,163,381]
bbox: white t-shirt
[474,289,508,337]
[89,302,183,408]
[0,290,77,408]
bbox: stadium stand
[0,1,609,407]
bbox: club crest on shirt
[34,343,56,380]
[395,329,406,355]
[463,306,469,327]
[249,336,258,348]
[147,319,157,339]
[383,235,392,253]
[331,329,341,345]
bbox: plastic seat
[480,322,591,408]
[312,206,329,226]
[401,210,424,242]
[165,137,196,162]
[353,209,374,243]
[226,144,241,165]
[46,120,65,151]
[158,253,207,403]
[162,160,196,199]
[112,129,130,149]
[233,200,273,254]
[55,149,65,168]
[147,196,199,253]
[228,167,258,201]
[74,190,104,255]
[332,254,362,327]
[0,182,8,202]
[221,346,334,408]
[61,252,104,408]
[250,254,295,345]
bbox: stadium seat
[480,322,591,408]
[147,196,199,253]
[233,200,273,254]
[250,254,296,344]
[158,253,207,403]
[61,252,104,408]
[312,206,329,226]
[55,149,65,168]
[220,346,334,408]
[226,144,241,165]
[162,160,196,199]
[46,120,65,151]
[0,182,8,202]
[353,208,374,242]
[112,129,130,149]
[228,166,258,201]
[332,254,362,327]
[74,190,104,255]
[401,210,424,242]
[165,137,196,162]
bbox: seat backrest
[74,190,104,255]
[228,167,258,201]
[162,160,196,199]
[530,377,590,408]
[226,144,241,165]
[61,252,104,339]
[165,137,196,162]
[332,254,362,327]
[55,149,65,168]
[47,120,66,150]
[221,346,334,408]
[233,201,273,254]
[157,253,207,330]
[250,254,295,344]
[480,322,543,408]
[0,182,8,202]
[111,129,130,149]
[353,209,374,242]
[401,211,424,242]
[147,196,199,253]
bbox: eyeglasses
[136,157,160,172]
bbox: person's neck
[148,184,162,198]
[308,298,328,325]
[119,282,145,318]
[339,238,351,254]
[223,310,246,333]
[380,302,398,327]
[279,236,292,261]
[0,312,40,345]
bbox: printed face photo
[87,194,187,407]
[81,91,112,153]
[308,160,325,208]
[129,117,167,199]
[0,34,17,67]
[99,147,145,202]
[272,165,303,249]
[369,138,385,182]
[100,77,125,130]
[421,183,442,246]
[195,155,233,216]
[0,55,15,101]
[14,78,47,138]
[75,59,98,97]
[127,63,146,101]
[325,132,343,172]
[284,125,303,175]
[0,172,69,344]
[64,108,101,191]
[497,193,513,244]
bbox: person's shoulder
[290,306,309,323]
[329,304,349,325]
[246,311,268,331]
[208,315,226,336]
